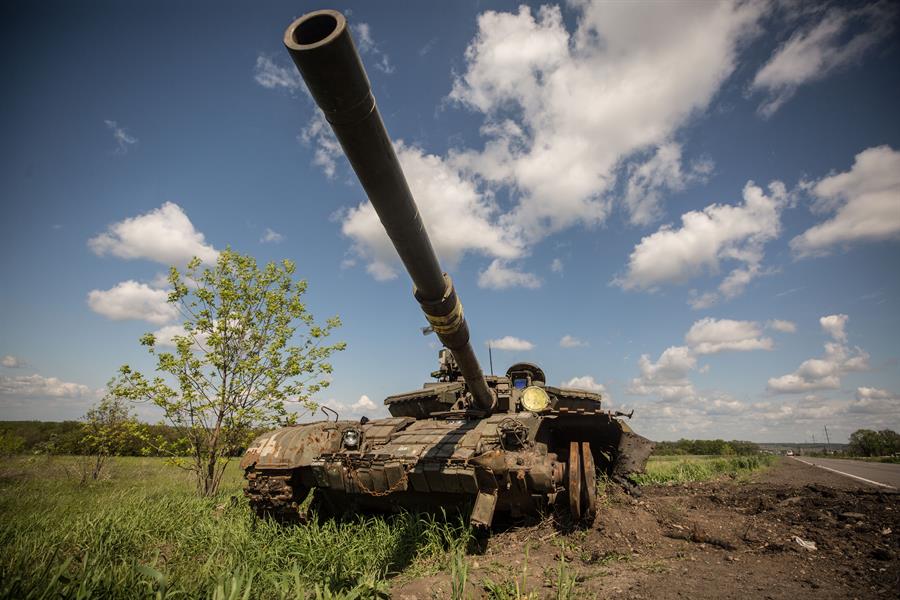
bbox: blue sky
[1,0,898,442]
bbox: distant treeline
[652,439,760,456]
[0,421,262,456]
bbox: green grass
[633,454,776,485]
[0,454,777,598]
[0,456,472,599]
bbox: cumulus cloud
[1,355,26,368]
[88,202,218,266]
[351,23,395,74]
[104,120,137,154]
[87,280,178,325]
[448,1,763,242]
[352,394,377,412]
[630,316,780,408]
[685,318,773,355]
[751,3,897,117]
[488,336,534,351]
[767,314,868,393]
[791,145,900,257]
[318,394,382,419]
[289,2,768,286]
[618,181,788,307]
[819,314,848,343]
[150,324,210,350]
[559,335,587,348]
[478,259,541,290]
[623,143,713,226]
[628,346,697,401]
[561,375,605,394]
[0,373,92,399]
[260,228,285,244]
[850,387,899,415]
[342,143,522,279]
[550,258,563,273]
[253,55,303,90]
[767,319,797,333]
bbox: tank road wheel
[245,469,310,524]
[580,442,598,521]
[568,441,582,520]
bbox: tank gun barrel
[284,10,495,412]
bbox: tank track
[244,468,306,523]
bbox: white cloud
[351,394,377,412]
[299,109,344,179]
[617,181,788,306]
[550,258,563,273]
[850,387,899,415]
[297,2,768,286]
[351,23,395,74]
[104,120,137,154]
[561,375,605,394]
[488,336,534,351]
[623,143,713,226]
[0,373,92,399]
[1,355,26,368]
[767,319,797,333]
[448,1,764,242]
[150,324,210,350]
[477,259,540,290]
[751,3,896,117]
[253,55,303,90]
[767,314,868,394]
[87,280,178,325]
[819,314,848,342]
[791,145,900,257]
[559,335,587,348]
[342,143,522,277]
[260,228,285,244]
[88,202,218,266]
[628,345,696,401]
[685,318,773,354]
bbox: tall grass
[0,456,471,599]
[633,454,775,485]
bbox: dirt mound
[392,459,899,599]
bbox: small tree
[80,390,144,481]
[0,431,25,456]
[115,250,345,496]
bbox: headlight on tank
[521,385,551,412]
[342,428,361,449]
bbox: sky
[1,0,899,443]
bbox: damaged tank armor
[241,8,654,527]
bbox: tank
[240,8,654,527]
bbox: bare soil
[393,458,899,599]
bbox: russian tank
[241,8,654,527]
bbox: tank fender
[240,423,343,470]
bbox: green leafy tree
[115,250,345,496]
[80,389,145,481]
[0,431,25,456]
[847,428,900,457]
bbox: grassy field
[634,454,776,486]
[0,454,774,599]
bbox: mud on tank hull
[241,410,653,527]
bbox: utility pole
[824,425,831,453]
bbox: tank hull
[242,408,652,526]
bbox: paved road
[792,456,900,488]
